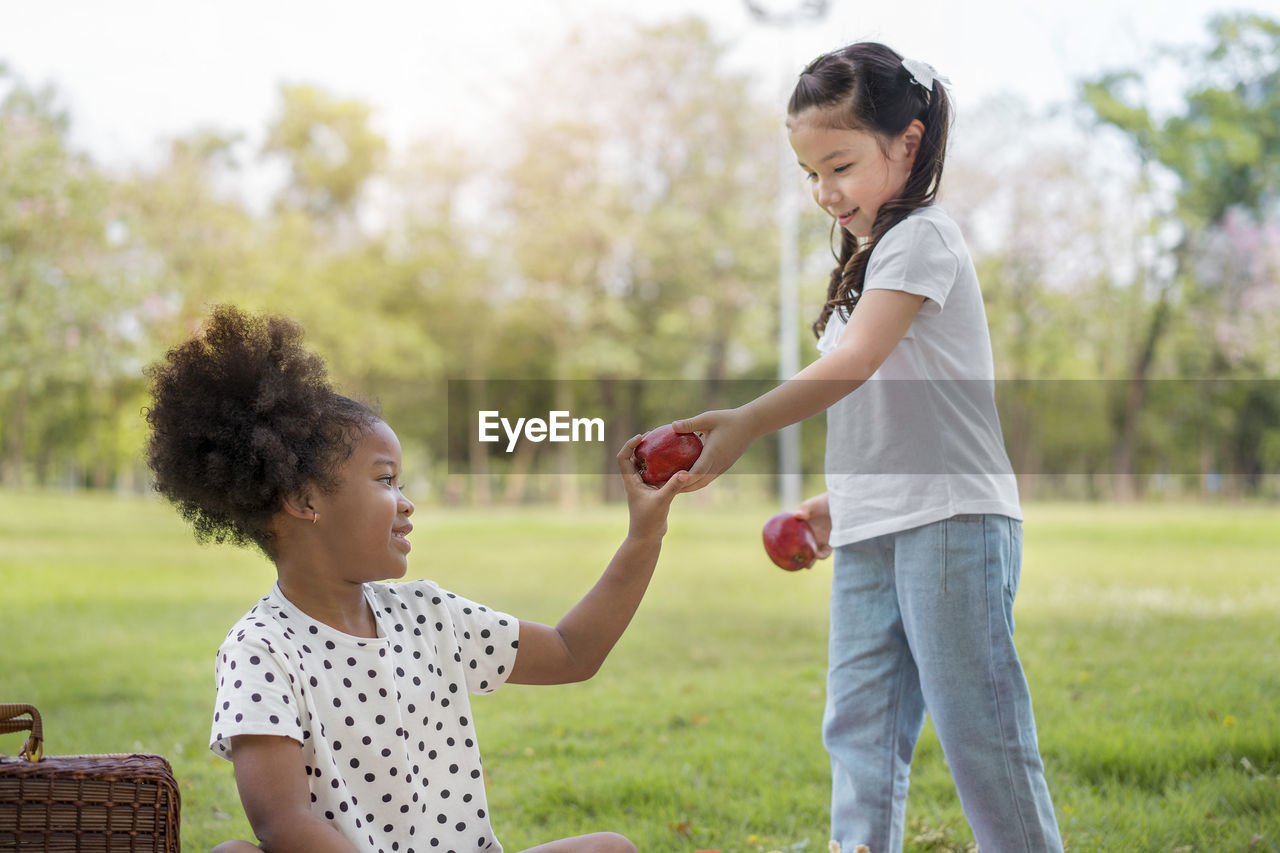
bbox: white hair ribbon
[901,58,950,92]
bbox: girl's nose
[816,177,841,207]
[399,493,415,516]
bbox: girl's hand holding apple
[668,408,761,493]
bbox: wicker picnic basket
[0,704,181,852]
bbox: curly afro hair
[144,305,379,556]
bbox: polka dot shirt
[211,580,520,853]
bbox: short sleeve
[210,634,304,759]
[438,590,520,695]
[864,214,960,317]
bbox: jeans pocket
[940,514,984,594]
[1002,518,1022,636]
[1005,518,1023,599]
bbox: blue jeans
[824,515,1062,853]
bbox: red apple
[635,425,703,486]
[762,512,818,571]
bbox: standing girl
[145,306,685,853]
[671,43,1063,852]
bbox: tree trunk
[3,374,29,486]
[556,381,577,510]
[1111,244,1183,500]
[598,378,636,504]
[500,436,538,505]
[467,378,491,506]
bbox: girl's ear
[900,119,925,164]
[281,487,317,523]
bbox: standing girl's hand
[668,408,760,493]
[795,492,834,560]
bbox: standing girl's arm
[672,289,925,493]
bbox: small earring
[312,513,319,525]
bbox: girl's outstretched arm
[672,289,925,492]
[228,735,361,853]
[507,434,684,686]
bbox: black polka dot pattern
[211,581,518,852]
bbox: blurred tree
[0,69,129,487]
[385,139,559,504]
[945,97,1144,497]
[263,82,387,237]
[120,128,256,329]
[1081,12,1280,497]
[7,14,1275,500]
[504,17,782,500]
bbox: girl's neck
[276,568,379,639]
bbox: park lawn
[1,490,1277,853]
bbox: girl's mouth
[392,524,412,553]
[836,208,857,227]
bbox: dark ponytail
[789,43,952,337]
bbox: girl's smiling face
[788,107,921,238]
[311,418,415,582]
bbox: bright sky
[3,0,1277,168]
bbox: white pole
[746,0,830,510]
[777,66,803,510]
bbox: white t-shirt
[817,205,1021,546]
[211,580,520,853]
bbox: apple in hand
[635,425,703,486]
[762,512,818,571]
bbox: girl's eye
[834,164,851,174]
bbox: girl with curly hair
[146,305,683,853]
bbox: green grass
[1,491,1277,853]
